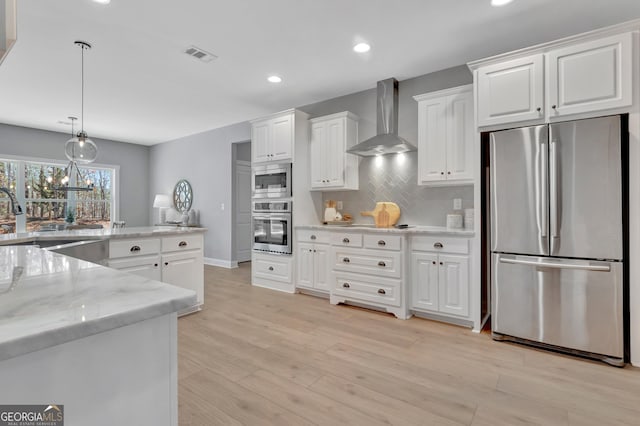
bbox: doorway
[233,141,252,263]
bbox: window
[0,156,117,234]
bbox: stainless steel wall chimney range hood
[346,78,416,157]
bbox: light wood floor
[178,263,640,425]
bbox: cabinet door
[310,122,327,188]
[446,91,474,181]
[417,97,447,183]
[438,254,469,317]
[109,254,162,282]
[313,244,330,292]
[477,54,544,127]
[162,249,203,305]
[325,119,345,187]
[252,121,271,163]
[547,33,632,118]
[271,114,293,161]
[296,242,315,288]
[411,252,439,311]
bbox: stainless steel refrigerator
[490,115,625,366]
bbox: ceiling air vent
[184,45,218,63]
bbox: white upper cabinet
[414,85,474,186]
[476,55,544,127]
[309,111,359,191]
[471,29,635,129]
[546,33,633,118]
[251,110,294,163]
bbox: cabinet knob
[377,289,386,295]
[432,261,436,265]
[441,172,445,175]
[440,261,444,265]
[378,261,386,267]
[154,263,158,267]
[343,282,350,288]
[164,262,169,266]
[343,238,350,243]
[447,171,451,175]
[310,235,316,240]
[343,257,350,263]
[433,242,443,249]
[552,105,557,109]
[377,240,386,246]
[268,266,274,271]
[130,245,141,253]
[536,107,542,112]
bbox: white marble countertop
[0,226,207,246]
[296,224,475,237]
[0,246,196,362]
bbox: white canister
[446,214,463,229]
[464,209,474,230]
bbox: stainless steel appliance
[252,163,292,199]
[490,115,625,366]
[252,200,292,255]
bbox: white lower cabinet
[327,232,409,319]
[296,230,330,293]
[108,233,205,315]
[252,251,294,293]
[411,237,470,318]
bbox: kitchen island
[0,227,205,426]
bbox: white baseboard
[203,257,238,269]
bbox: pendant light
[65,41,97,164]
[54,116,95,191]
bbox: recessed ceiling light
[267,75,282,83]
[491,0,513,6]
[92,0,111,4]
[353,43,371,53]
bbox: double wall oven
[252,163,292,255]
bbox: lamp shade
[153,194,172,208]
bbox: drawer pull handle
[164,262,169,266]
[377,289,386,295]
[342,283,350,288]
[130,245,141,252]
[179,241,188,247]
[343,257,350,263]
[268,266,274,271]
[343,237,350,243]
[378,240,386,246]
[378,261,386,267]
[310,235,316,240]
[433,242,443,249]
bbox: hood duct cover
[347,78,416,157]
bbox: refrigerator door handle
[499,256,611,272]
[539,139,548,241]
[549,138,560,254]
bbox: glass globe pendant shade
[65,131,97,163]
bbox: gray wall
[149,122,251,262]
[298,65,473,226]
[0,123,151,226]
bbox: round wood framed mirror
[173,179,193,212]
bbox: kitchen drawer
[411,236,469,254]
[363,234,402,251]
[109,238,161,258]
[331,247,402,279]
[253,252,292,283]
[333,272,401,307]
[330,232,363,248]
[162,234,203,252]
[296,229,330,244]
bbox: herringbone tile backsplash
[323,152,473,226]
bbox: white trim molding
[203,257,238,269]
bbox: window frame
[0,154,119,233]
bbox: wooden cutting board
[361,202,401,228]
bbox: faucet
[0,187,24,215]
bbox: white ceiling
[1,0,640,146]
